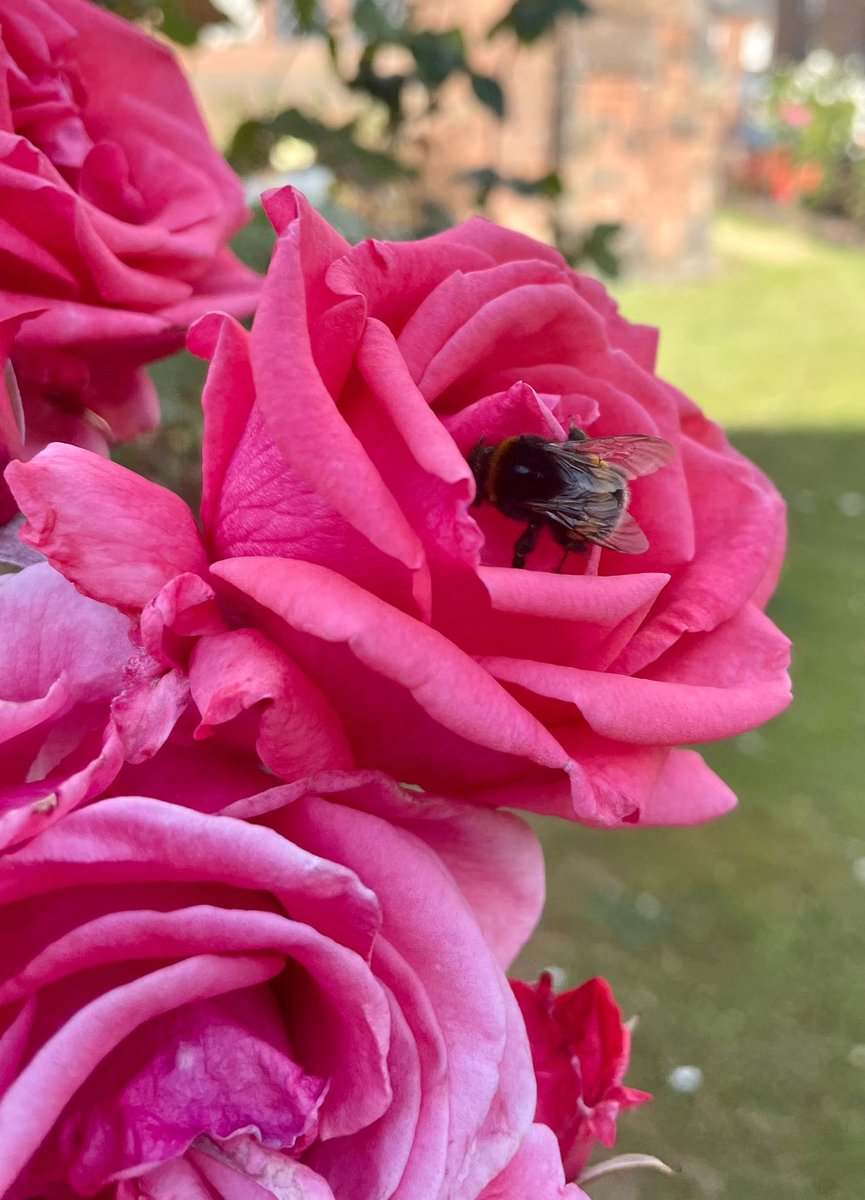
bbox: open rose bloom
[0,0,260,492]
[7,186,790,831]
[1,182,789,1197]
[0,763,588,1198]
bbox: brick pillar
[776,0,809,59]
[816,0,865,55]
[555,0,722,274]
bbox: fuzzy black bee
[469,427,674,570]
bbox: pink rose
[0,0,260,476]
[0,772,546,1198]
[511,973,651,1179]
[0,562,132,849]
[7,187,790,828]
[0,555,314,851]
[479,1125,587,1199]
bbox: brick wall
[182,0,748,275]
[415,0,727,274]
[776,0,865,59]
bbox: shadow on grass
[523,430,865,1200]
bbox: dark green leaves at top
[290,0,319,32]
[469,73,506,119]
[159,0,223,45]
[352,0,405,42]
[93,0,223,44]
[227,108,415,188]
[561,222,622,278]
[461,167,563,206]
[489,0,592,44]
[404,29,467,89]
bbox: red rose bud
[511,973,652,1179]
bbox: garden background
[108,1,865,1196]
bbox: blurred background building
[181,0,865,275]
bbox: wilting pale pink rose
[0,0,260,478]
[0,772,546,1199]
[511,973,651,1179]
[7,186,790,827]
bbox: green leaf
[469,73,506,119]
[90,0,152,16]
[228,108,416,189]
[406,29,466,89]
[226,118,278,176]
[163,0,225,44]
[461,167,562,201]
[460,167,502,206]
[291,0,318,32]
[561,222,622,277]
[352,0,403,41]
[349,60,408,129]
[510,169,563,198]
[489,0,592,44]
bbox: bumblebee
[468,427,674,569]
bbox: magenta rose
[7,187,790,828]
[512,973,651,1180]
[0,0,260,474]
[0,771,547,1198]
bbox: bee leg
[512,519,544,569]
[555,539,588,574]
[567,426,588,442]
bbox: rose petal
[6,444,208,610]
[211,556,576,791]
[188,628,354,778]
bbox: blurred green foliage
[98,0,621,275]
[93,0,223,43]
[489,0,592,44]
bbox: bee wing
[570,435,674,480]
[591,510,650,554]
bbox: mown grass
[518,216,865,1200]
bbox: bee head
[468,438,495,503]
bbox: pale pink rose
[0,0,260,481]
[0,773,545,1198]
[7,187,791,828]
[511,973,651,1179]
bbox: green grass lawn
[517,216,865,1200]
[129,212,865,1199]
